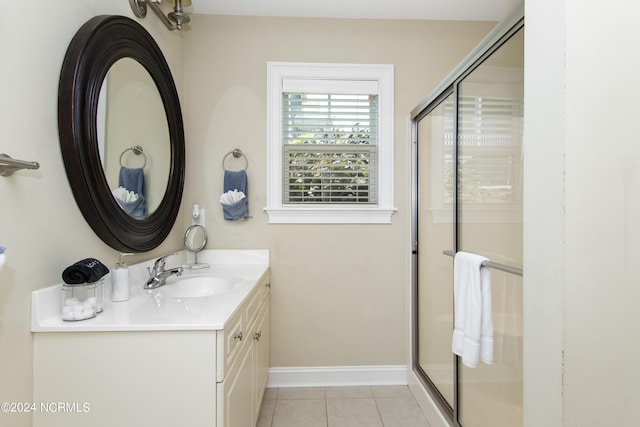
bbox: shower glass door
[416,92,456,411]
[457,28,524,427]
[413,21,524,427]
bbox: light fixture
[129,0,191,31]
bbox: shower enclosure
[411,10,524,427]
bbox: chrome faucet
[144,253,183,289]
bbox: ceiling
[189,0,522,21]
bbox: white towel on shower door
[452,251,494,368]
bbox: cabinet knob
[253,330,262,341]
[234,332,243,341]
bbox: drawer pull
[234,332,243,341]
[253,331,262,341]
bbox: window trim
[265,62,396,224]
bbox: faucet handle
[148,253,180,278]
[154,252,179,267]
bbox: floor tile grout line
[263,386,427,427]
[372,394,386,427]
[323,389,328,427]
[324,393,328,427]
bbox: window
[266,62,395,224]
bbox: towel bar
[119,145,148,168]
[0,154,40,177]
[222,148,248,171]
[443,250,523,276]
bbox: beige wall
[182,15,494,368]
[562,2,640,422]
[0,2,185,426]
[524,0,640,425]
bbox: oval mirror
[58,16,185,252]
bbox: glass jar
[61,281,98,321]
[95,278,104,313]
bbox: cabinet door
[218,340,254,427]
[253,303,270,418]
[217,308,245,382]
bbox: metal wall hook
[0,154,40,177]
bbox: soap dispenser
[111,253,133,302]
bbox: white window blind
[282,92,379,204]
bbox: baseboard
[266,365,408,388]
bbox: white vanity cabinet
[32,263,269,427]
[217,276,270,427]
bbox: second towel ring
[120,145,148,168]
[222,148,248,171]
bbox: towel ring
[119,145,147,168]
[222,148,248,171]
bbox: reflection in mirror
[98,58,171,218]
[184,225,209,269]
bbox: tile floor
[257,386,430,427]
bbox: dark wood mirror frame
[58,15,185,252]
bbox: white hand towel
[452,251,494,368]
[112,186,139,203]
[219,189,246,206]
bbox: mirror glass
[184,225,208,269]
[184,225,208,252]
[98,58,171,218]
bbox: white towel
[112,186,140,203]
[452,251,494,368]
[219,189,246,205]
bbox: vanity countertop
[31,250,269,332]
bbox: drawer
[216,308,244,382]
[243,282,263,331]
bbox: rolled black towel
[62,258,109,284]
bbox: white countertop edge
[31,250,269,333]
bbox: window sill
[264,206,397,224]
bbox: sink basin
[146,275,244,321]
[159,275,244,299]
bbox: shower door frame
[410,7,524,427]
